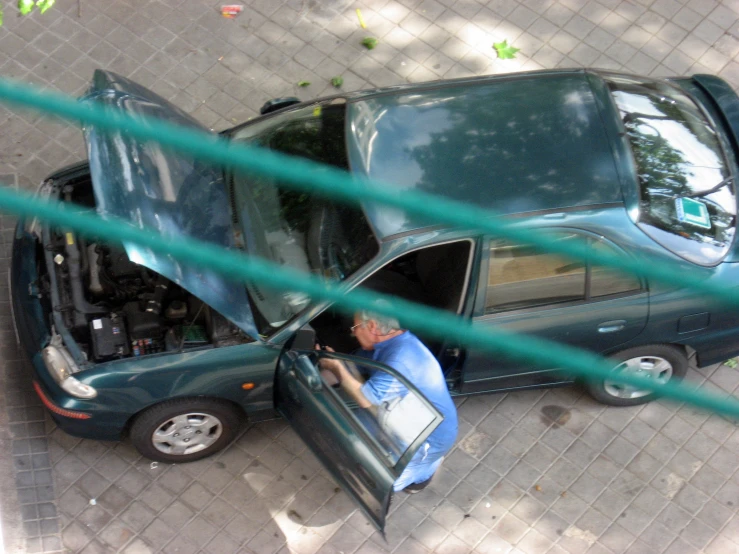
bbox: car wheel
[586,344,688,406]
[130,398,241,463]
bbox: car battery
[90,315,130,360]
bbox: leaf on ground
[331,76,344,88]
[724,358,738,368]
[0,8,4,25]
[18,0,35,15]
[493,39,520,60]
[361,37,378,50]
[297,81,311,87]
[37,0,55,14]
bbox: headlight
[42,345,97,399]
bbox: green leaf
[37,0,54,14]
[18,0,35,15]
[725,358,738,368]
[493,39,520,60]
[0,7,4,25]
[361,37,378,50]
[297,81,311,87]
[331,76,344,88]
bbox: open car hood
[81,70,258,337]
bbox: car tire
[586,344,688,406]
[130,398,241,463]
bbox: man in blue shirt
[320,310,458,493]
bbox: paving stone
[696,499,734,531]
[521,442,558,473]
[490,511,527,545]
[704,535,739,554]
[683,430,721,461]
[98,520,135,551]
[625,450,663,483]
[96,484,133,516]
[591,489,630,521]
[612,506,652,539]
[603,436,641,466]
[674,483,710,515]
[116,468,151,495]
[682,517,718,550]
[713,479,739,509]
[510,493,547,527]
[564,440,600,469]
[4,4,739,554]
[62,521,93,552]
[569,472,608,504]
[689,464,726,497]
[665,448,702,482]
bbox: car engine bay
[36,175,251,364]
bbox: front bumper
[12,225,127,441]
[29,374,126,441]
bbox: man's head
[351,310,403,350]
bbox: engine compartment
[39,174,252,364]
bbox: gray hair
[357,310,402,335]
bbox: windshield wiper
[684,175,734,199]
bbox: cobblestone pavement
[1,0,739,552]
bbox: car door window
[590,239,641,297]
[484,233,642,314]
[276,349,444,531]
[321,357,440,466]
[486,234,586,313]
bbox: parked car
[11,68,739,530]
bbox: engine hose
[61,186,106,328]
[64,231,107,329]
[41,227,86,365]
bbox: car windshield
[229,102,379,332]
[606,76,736,265]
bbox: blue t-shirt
[360,332,458,456]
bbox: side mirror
[259,97,300,115]
[290,324,316,351]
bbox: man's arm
[319,358,372,408]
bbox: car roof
[345,70,625,239]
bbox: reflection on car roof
[346,72,624,238]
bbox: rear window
[606,76,736,265]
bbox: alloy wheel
[151,412,223,456]
[603,355,673,399]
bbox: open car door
[275,349,444,533]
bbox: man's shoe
[403,476,432,494]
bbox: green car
[11,68,739,530]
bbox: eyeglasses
[349,322,365,335]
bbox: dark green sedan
[11,68,739,531]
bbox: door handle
[445,347,460,358]
[598,320,626,333]
[355,463,376,490]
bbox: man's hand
[316,345,341,385]
[314,344,371,408]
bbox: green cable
[0,77,736,417]
[0,78,732,309]
[1,186,738,418]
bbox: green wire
[0,77,736,417]
[0,77,730,307]
[1,187,738,418]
